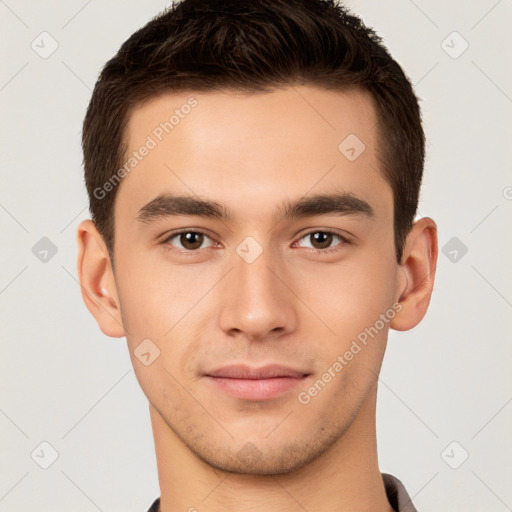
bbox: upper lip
[205,364,308,379]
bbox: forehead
[117,85,390,225]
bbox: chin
[190,429,342,476]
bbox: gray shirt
[146,472,418,511]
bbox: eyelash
[161,229,350,256]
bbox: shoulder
[146,497,160,512]
[382,473,418,512]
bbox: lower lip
[206,376,308,401]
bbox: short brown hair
[82,0,425,262]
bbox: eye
[162,229,350,255]
[294,230,349,252]
[163,230,216,252]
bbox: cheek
[294,248,397,402]
[115,248,219,384]
[114,244,205,336]
[298,253,397,342]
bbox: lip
[204,364,310,401]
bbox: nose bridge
[218,237,296,340]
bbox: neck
[150,386,394,512]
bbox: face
[112,85,402,474]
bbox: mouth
[204,364,311,401]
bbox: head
[78,0,437,476]
[83,0,425,264]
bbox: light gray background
[1,1,511,511]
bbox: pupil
[182,232,203,249]
[313,232,332,249]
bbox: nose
[218,241,298,342]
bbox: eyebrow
[136,191,374,225]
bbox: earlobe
[390,217,438,332]
[76,219,125,338]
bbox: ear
[76,219,125,337]
[390,217,438,331]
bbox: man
[76,0,437,510]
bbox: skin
[77,85,437,512]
